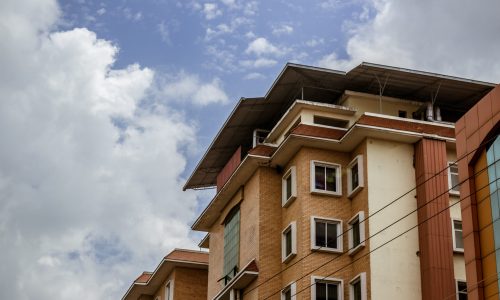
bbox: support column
[414,138,455,300]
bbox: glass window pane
[457,281,467,300]
[316,221,326,247]
[353,280,361,300]
[285,230,292,256]
[351,162,359,189]
[316,282,327,300]
[326,223,338,248]
[315,165,325,190]
[286,175,292,199]
[223,209,240,281]
[352,220,360,247]
[326,167,336,192]
[327,283,338,300]
[284,289,291,300]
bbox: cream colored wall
[341,92,422,119]
[366,138,421,300]
[447,148,466,282]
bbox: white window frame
[310,160,342,196]
[165,280,173,300]
[349,272,367,300]
[348,211,365,255]
[282,221,297,263]
[456,280,467,300]
[347,155,364,198]
[282,166,297,207]
[452,218,464,253]
[311,276,344,300]
[448,162,460,195]
[281,282,297,300]
[311,216,343,253]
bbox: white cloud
[240,58,277,68]
[318,0,500,82]
[96,8,106,16]
[243,72,265,80]
[160,72,229,106]
[305,38,324,47]
[272,24,293,36]
[123,7,142,22]
[220,0,236,7]
[0,0,220,299]
[203,3,222,20]
[245,37,285,56]
[157,21,171,44]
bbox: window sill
[282,253,296,263]
[348,244,365,256]
[282,195,296,208]
[310,189,342,197]
[449,191,460,197]
[348,185,363,199]
[311,246,343,254]
[453,248,464,254]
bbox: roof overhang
[184,62,495,190]
[122,249,208,300]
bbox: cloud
[243,72,266,80]
[0,0,219,299]
[159,72,229,106]
[318,0,500,82]
[157,21,171,44]
[305,38,324,47]
[245,37,285,56]
[96,8,106,16]
[203,3,222,20]
[272,24,293,36]
[123,7,142,22]
[240,58,277,68]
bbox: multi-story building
[455,85,499,300]
[122,249,208,300]
[184,63,497,300]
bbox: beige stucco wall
[341,92,422,119]
[366,138,422,300]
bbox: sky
[0,0,500,299]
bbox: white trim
[310,160,342,196]
[349,272,367,300]
[281,282,297,300]
[347,155,364,198]
[311,216,343,253]
[452,218,464,253]
[448,162,460,195]
[456,280,467,300]
[364,111,455,128]
[165,280,174,300]
[348,212,365,255]
[282,166,297,207]
[311,275,343,300]
[282,221,297,263]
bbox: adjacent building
[122,249,208,300]
[455,85,500,300]
[184,63,496,300]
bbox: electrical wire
[242,134,499,297]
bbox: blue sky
[1,0,500,299]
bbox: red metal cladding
[216,146,242,192]
[414,138,455,300]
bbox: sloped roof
[184,62,496,190]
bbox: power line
[275,168,499,300]
[243,134,499,297]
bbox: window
[223,206,240,284]
[311,276,343,300]
[282,221,297,263]
[347,156,364,197]
[165,281,173,300]
[349,273,366,300]
[348,212,365,255]
[281,282,296,300]
[311,217,342,252]
[456,281,467,300]
[452,219,464,252]
[313,115,349,128]
[311,161,341,196]
[448,162,460,194]
[282,166,297,207]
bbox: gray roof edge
[358,61,497,87]
[183,97,264,190]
